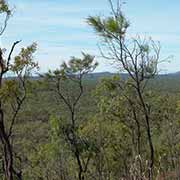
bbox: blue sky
[1,0,180,73]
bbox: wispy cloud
[1,0,180,73]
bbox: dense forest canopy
[0,0,179,180]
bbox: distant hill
[5,71,180,92]
[7,71,177,81]
[85,72,128,80]
[86,71,180,80]
[85,72,180,92]
[165,71,180,77]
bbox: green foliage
[5,72,180,180]
[45,53,98,82]
[0,80,19,102]
[11,43,39,76]
[87,14,129,38]
[0,0,11,15]
[0,0,179,179]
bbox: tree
[0,1,39,179]
[0,0,11,36]
[44,53,98,180]
[0,43,38,180]
[87,0,161,179]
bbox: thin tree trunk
[136,86,154,180]
[0,75,13,180]
[0,113,14,180]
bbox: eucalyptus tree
[0,1,39,179]
[45,53,98,180]
[0,43,38,180]
[87,0,161,179]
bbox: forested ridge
[0,0,180,179]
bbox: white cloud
[3,0,180,73]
